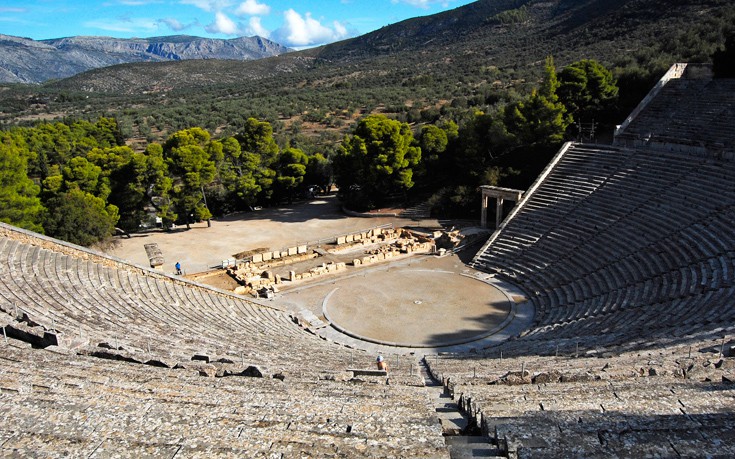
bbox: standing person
[175,261,182,275]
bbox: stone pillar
[495,197,504,229]
[479,186,524,229]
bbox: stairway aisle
[420,358,505,459]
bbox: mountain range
[1,0,732,145]
[0,34,291,84]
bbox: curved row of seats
[0,223,381,376]
[616,78,735,151]
[453,376,735,458]
[472,143,735,354]
[0,341,445,458]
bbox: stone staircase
[421,359,504,459]
[400,202,433,220]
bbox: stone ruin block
[289,271,296,281]
[275,274,281,284]
[353,259,361,266]
[262,252,273,261]
[336,262,346,269]
[288,247,298,256]
[272,251,281,259]
[346,234,354,242]
[354,233,362,241]
[337,236,346,245]
[297,245,307,254]
[252,253,263,263]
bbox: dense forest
[1,57,619,246]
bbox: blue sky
[0,0,476,48]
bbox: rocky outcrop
[0,34,291,83]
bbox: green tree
[0,140,45,233]
[145,143,177,227]
[334,114,421,209]
[504,56,571,146]
[164,128,217,228]
[304,152,332,194]
[43,188,118,247]
[217,136,261,210]
[557,59,619,122]
[62,156,109,200]
[419,124,449,162]
[274,147,309,203]
[236,118,279,203]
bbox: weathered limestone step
[437,409,468,436]
[445,436,503,459]
[431,387,470,435]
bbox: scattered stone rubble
[228,227,436,294]
[355,229,432,266]
[227,250,318,296]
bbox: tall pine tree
[0,139,44,233]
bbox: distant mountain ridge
[0,34,292,84]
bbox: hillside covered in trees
[1,0,731,143]
[1,0,734,246]
[0,56,623,245]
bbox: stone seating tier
[0,223,424,380]
[616,78,735,152]
[0,341,447,458]
[472,143,735,352]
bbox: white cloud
[246,16,270,38]
[159,17,192,32]
[272,9,350,47]
[205,11,239,34]
[333,21,348,38]
[235,0,270,16]
[181,0,233,13]
[84,17,159,34]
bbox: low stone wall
[289,261,347,281]
[247,245,309,264]
[336,227,394,246]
